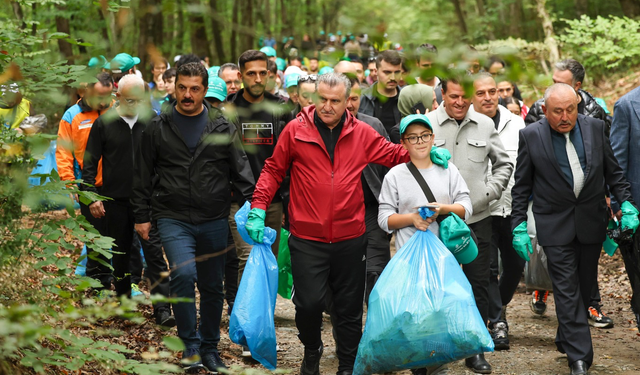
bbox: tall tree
[535,0,559,64]
[55,4,74,64]
[209,0,227,64]
[618,0,640,17]
[189,0,211,58]
[450,0,469,36]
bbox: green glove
[246,208,266,243]
[512,221,534,261]
[621,201,640,234]
[430,146,451,169]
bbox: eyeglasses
[403,133,433,144]
[298,75,318,83]
[124,98,144,105]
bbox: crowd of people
[1,34,636,375]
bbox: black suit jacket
[511,115,633,246]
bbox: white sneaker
[241,345,251,357]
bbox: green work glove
[512,221,534,261]
[430,146,451,169]
[246,208,266,243]
[621,201,640,234]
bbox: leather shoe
[465,354,492,374]
[336,372,352,375]
[570,360,589,375]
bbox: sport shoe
[588,305,614,328]
[155,309,176,328]
[181,348,204,372]
[491,321,510,350]
[202,351,227,374]
[300,343,323,375]
[530,290,548,315]
[241,345,251,357]
[411,369,427,375]
[131,283,144,298]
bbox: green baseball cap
[399,114,432,135]
[208,66,220,78]
[439,213,478,264]
[106,53,140,73]
[205,76,228,102]
[285,73,301,89]
[260,46,277,58]
[88,55,107,68]
[276,57,286,72]
[319,66,334,75]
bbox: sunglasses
[298,75,318,83]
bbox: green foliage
[559,15,640,79]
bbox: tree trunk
[306,0,314,34]
[280,0,289,37]
[138,0,151,79]
[209,0,227,64]
[264,0,271,34]
[450,0,469,37]
[12,1,26,29]
[189,0,211,58]
[231,0,239,61]
[575,0,588,16]
[535,0,560,64]
[618,0,640,17]
[56,5,74,64]
[177,0,185,55]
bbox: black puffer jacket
[525,89,611,135]
[131,102,255,225]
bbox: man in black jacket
[83,74,175,327]
[131,63,255,373]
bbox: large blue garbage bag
[229,202,278,370]
[353,219,494,374]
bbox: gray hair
[316,72,351,99]
[117,74,145,93]
[554,59,585,86]
[543,83,577,105]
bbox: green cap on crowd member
[319,66,334,75]
[320,30,325,35]
[285,73,301,89]
[208,66,221,78]
[328,33,334,37]
[260,46,277,58]
[337,31,342,36]
[276,57,287,72]
[88,55,107,68]
[288,36,294,41]
[399,114,432,135]
[282,37,288,44]
[106,53,141,73]
[398,84,435,117]
[439,213,478,264]
[205,76,228,102]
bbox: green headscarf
[398,84,435,117]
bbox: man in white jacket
[471,73,525,351]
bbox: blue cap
[285,73,301,89]
[208,66,220,78]
[260,46,277,58]
[205,76,228,102]
[319,66,334,75]
[276,57,286,72]
[88,55,107,68]
[399,114,432,135]
[106,53,141,73]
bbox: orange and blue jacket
[56,98,112,186]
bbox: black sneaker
[588,305,614,328]
[181,348,204,373]
[411,369,427,375]
[300,343,323,375]
[201,351,227,374]
[530,290,548,316]
[491,321,510,350]
[155,309,176,328]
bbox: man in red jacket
[245,73,415,375]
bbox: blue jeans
[157,218,227,353]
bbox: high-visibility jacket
[0,99,31,129]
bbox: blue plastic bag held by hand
[354,210,494,374]
[230,202,279,370]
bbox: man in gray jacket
[426,77,513,374]
[471,73,526,352]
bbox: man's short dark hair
[554,58,585,85]
[350,57,363,68]
[288,56,302,64]
[376,50,403,69]
[309,57,319,62]
[176,54,201,69]
[218,63,239,77]
[267,60,277,75]
[441,78,461,94]
[89,72,114,88]
[238,50,268,72]
[176,62,208,87]
[347,76,359,89]
[416,43,438,63]
[162,68,176,82]
[150,57,169,70]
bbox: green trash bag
[277,228,293,299]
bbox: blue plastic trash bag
[353,215,494,374]
[230,201,278,370]
[74,245,88,276]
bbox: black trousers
[488,215,526,326]
[225,225,239,307]
[544,240,601,367]
[289,234,367,373]
[364,204,391,304]
[80,199,111,289]
[465,217,492,326]
[104,199,135,297]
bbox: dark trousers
[465,217,492,325]
[134,225,172,314]
[364,204,391,304]
[289,234,367,373]
[225,226,239,307]
[104,200,135,297]
[488,215,526,326]
[130,234,144,285]
[80,199,111,289]
[544,240,601,366]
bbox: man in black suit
[510,83,639,375]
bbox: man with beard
[225,51,291,358]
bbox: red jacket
[252,106,409,243]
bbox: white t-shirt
[121,114,138,129]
